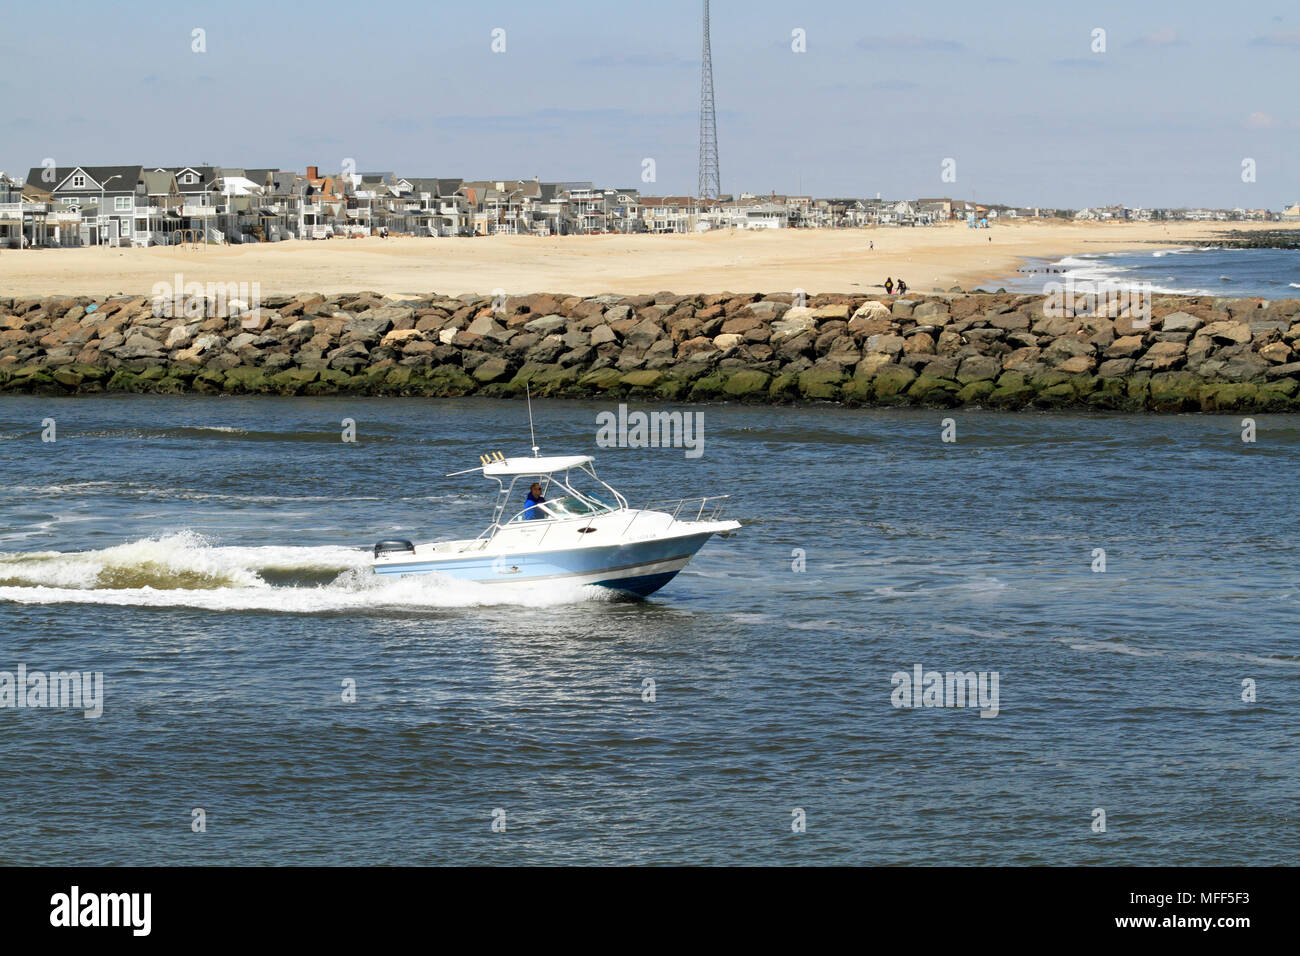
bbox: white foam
[0,531,366,590]
[0,573,610,612]
[0,531,617,610]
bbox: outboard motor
[373,539,415,559]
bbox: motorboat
[372,451,739,597]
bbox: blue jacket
[524,493,545,520]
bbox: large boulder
[864,333,906,355]
[771,308,817,339]
[722,369,771,399]
[1203,321,1251,345]
[472,357,511,383]
[625,319,664,349]
[797,364,845,400]
[956,355,1001,383]
[1160,311,1202,333]
[524,314,568,335]
[1145,341,1186,371]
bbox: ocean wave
[0,531,615,610]
[1068,640,1164,657]
[1146,284,1214,296]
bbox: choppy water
[0,396,1297,865]
[1010,246,1300,297]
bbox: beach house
[608,189,643,233]
[640,196,697,233]
[152,166,221,241]
[0,172,22,247]
[25,165,147,246]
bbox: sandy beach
[1,220,1293,299]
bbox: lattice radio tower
[698,0,721,199]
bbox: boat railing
[623,495,731,535]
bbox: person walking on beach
[897,279,908,296]
[884,277,894,294]
[869,241,874,251]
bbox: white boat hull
[373,511,738,597]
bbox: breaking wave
[0,532,611,611]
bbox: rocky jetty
[1215,229,1300,250]
[3,290,1300,411]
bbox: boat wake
[0,532,613,611]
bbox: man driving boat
[524,482,547,519]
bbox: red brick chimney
[306,165,319,180]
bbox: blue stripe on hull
[374,533,713,584]
[594,569,680,598]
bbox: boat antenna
[526,383,540,457]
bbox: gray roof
[28,165,142,194]
[270,171,305,195]
[153,166,219,191]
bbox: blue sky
[2,0,1297,207]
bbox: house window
[121,220,131,237]
[183,173,197,184]
[115,196,131,211]
[72,175,85,188]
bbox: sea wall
[2,290,1300,411]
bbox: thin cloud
[1243,112,1300,130]
[1248,31,1300,47]
[871,80,919,91]
[856,36,965,52]
[1053,57,1105,69]
[1128,27,1185,48]
[577,53,694,69]
[1244,111,1279,129]
[429,108,690,135]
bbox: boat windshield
[505,470,618,523]
[544,492,612,517]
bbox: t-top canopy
[482,455,593,477]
